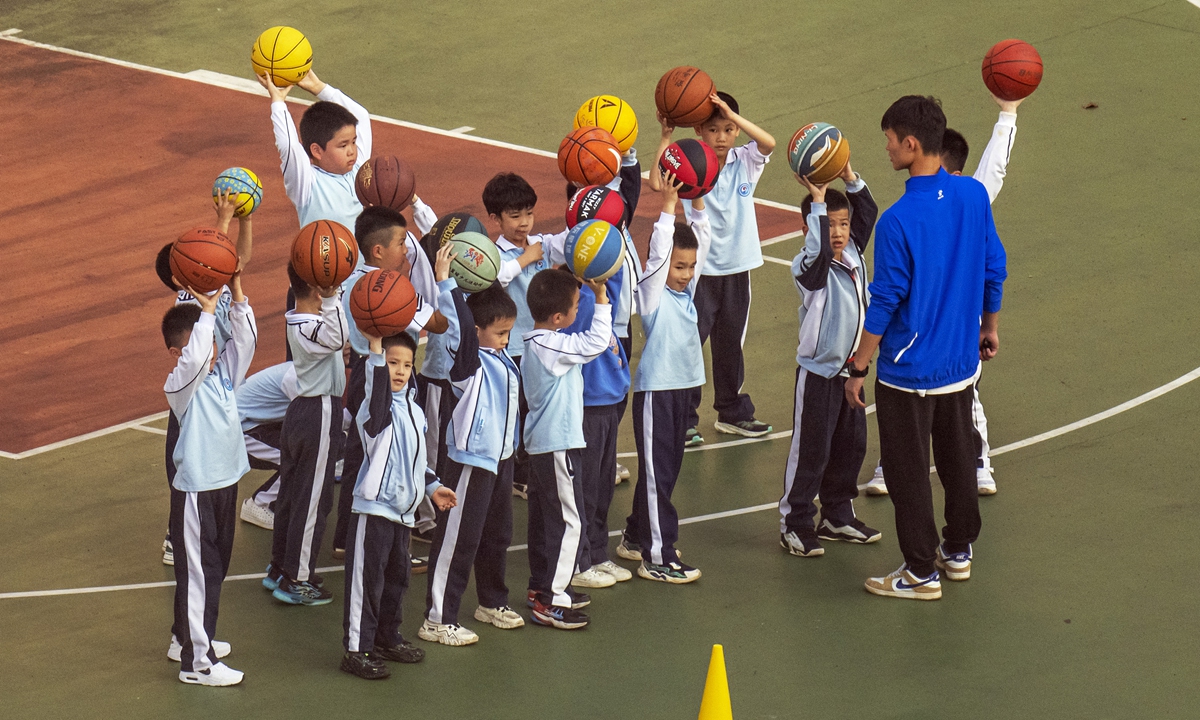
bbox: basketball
[212,167,263,217]
[169,227,238,294]
[787,122,851,184]
[983,39,1043,101]
[658,138,719,199]
[655,66,716,127]
[447,231,502,293]
[250,26,313,87]
[349,269,418,338]
[557,127,622,187]
[355,155,416,211]
[564,220,625,282]
[573,95,639,153]
[420,212,487,264]
[291,219,358,289]
[566,185,627,230]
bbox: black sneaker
[637,560,702,584]
[373,641,425,663]
[530,598,589,629]
[340,651,390,680]
[567,588,591,609]
[310,572,325,589]
[781,530,825,557]
[410,555,429,575]
[411,527,434,544]
[273,578,333,606]
[817,517,882,544]
[512,482,528,500]
[713,419,772,438]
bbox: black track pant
[274,395,344,583]
[687,271,755,427]
[629,389,690,566]
[343,513,411,652]
[334,354,367,551]
[580,402,625,567]
[170,483,237,672]
[527,449,584,607]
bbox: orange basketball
[291,220,358,288]
[557,126,622,186]
[982,39,1043,101]
[349,269,418,337]
[655,66,716,127]
[169,226,238,294]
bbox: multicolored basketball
[355,155,416,211]
[419,212,487,264]
[658,138,719,199]
[212,167,263,217]
[291,220,358,288]
[564,220,625,282]
[557,126,622,186]
[573,95,639,153]
[654,66,716,127]
[169,227,238,294]
[250,26,313,87]
[787,123,851,184]
[982,39,1043,101]
[349,270,418,338]
[566,185,626,230]
[447,231,503,293]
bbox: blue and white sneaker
[864,564,942,600]
[262,563,283,592]
[273,578,333,606]
[530,598,589,630]
[935,544,972,581]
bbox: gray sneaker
[714,419,772,438]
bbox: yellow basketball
[251,26,313,87]
[573,95,638,153]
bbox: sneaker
[935,544,972,581]
[780,530,824,557]
[638,560,702,584]
[310,572,325,589]
[594,560,633,582]
[410,555,429,575]
[411,527,434,544]
[615,537,642,561]
[572,567,617,588]
[817,517,882,544]
[373,640,425,663]
[512,482,528,500]
[340,651,390,680]
[272,578,333,606]
[331,548,346,560]
[864,564,942,600]
[239,498,274,530]
[167,637,230,662]
[262,563,283,592]
[615,463,631,485]
[474,605,525,629]
[418,619,479,646]
[162,537,174,566]
[527,588,589,610]
[713,418,772,438]
[179,662,244,686]
[685,427,704,447]
[863,466,889,496]
[977,471,997,496]
[530,598,589,629]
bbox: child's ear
[309,142,325,160]
[488,213,501,225]
[798,219,809,234]
[168,346,183,360]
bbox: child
[421,276,525,646]
[619,174,709,583]
[266,264,348,605]
[236,361,299,530]
[650,98,776,444]
[342,330,457,680]
[161,270,256,686]
[777,162,882,558]
[522,268,612,628]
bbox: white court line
[448,126,475,134]
[760,230,804,247]
[0,412,169,460]
[130,425,168,436]
[762,255,793,267]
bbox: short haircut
[565,181,580,202]
[880,95,946,156]
[161,303,202,349]
[941,128,970,174]
[482,173,537,216]
[705,91,739,124]
[355,205,407,256]
[527,268,580,322]
[299,101,358,158]
[466,283,518,329]
[382,331,417,355]
[286,261,316,299]
[673,222,698,251]
[800,188,850,217]
[155,243,180,292]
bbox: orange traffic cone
[698,644,732,720]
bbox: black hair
[155,243,181,292]
[941,128,970,174]
[565,181,581,202]
[299,101,358,158]
[704,91,739,124]
[672,222,698,251]
[161,303,202,349]
[527,268,580,322]
[880,95,946,156]
[466,283,518,329]
[286,262,317,299]
[482,172,538,216]
[382,331,418,355]
[355,205,407,257]
[800,188,850,217]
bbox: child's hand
[708,92,733,120]
[434,243,455,283]
[187,285,220,315]
[365,332,382,354]
[256,73,291,103]
[214,188,237,230]
[839,160,857,185]
[317,282,339,299]
[585,277,609,304]
[660,171,683,211]
[296,69,327,96]
[991,92,1024,114]
[797,174,828,203]
[228,270,245,303]
[656,110,676,138]
[520,242,544,266]
[431,487,457,511]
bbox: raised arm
[164,298,217,417]
[841,163,878,254]
[973,95,1022,204]
[637,175,682,314]
[219,273,258,389]
[646,112,676,192]
[259,74,313,213]
[526,300,613,375]
[299,70,373,164]
[361,347,394,439]
[791,176,832,291]
[290,292,349,355]
[615,149,642,225]
[411,197,437,236]
[710,92,775,155]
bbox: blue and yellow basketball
[212,167,263,217]
[787,122,851,184]
[565,219,625,282]
[447,231,502,293]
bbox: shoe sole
[530,613,588,630]
[417,626,479,646]
[162,555,174,566]
[780,539,824,557]
[636,565,701,584]
[179,670,243,686]
[615,546,643,561]
[571,576,616,589]
[272,588,332,606]
[512,486,528,500]
[239,505,274,530]
[331,549,345,560]
[864,583,942,600]
[473,607,525,629]
[977,486,997,496]
[864,486,889,496]
[935,561,971,581]
[817,532,882,545]
[411,564,429,576]
[713,421,770,438]
[338,662,391,680]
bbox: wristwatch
[847,361,870,378]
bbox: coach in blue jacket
[845,95,1008,600]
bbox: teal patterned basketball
[212,167,263,217]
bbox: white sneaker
[162,537,174,566]
[572,567,617,588]
[594,560,632,582]
[863,467,889,496]
[179,661,244,686]
[239,498,275,530]
[615,463,631,485]
[935,544,973,581]
[864,564,941,600]
[474,605,525,629]
[977,471,997,496]
[168,637,231,662]
[418,618,479,646]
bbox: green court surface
[3,1,1200,718]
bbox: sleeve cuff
[195,312,217,328]
[368,352,385,367]
[320,295,340,310]
[844,175,866,193]
[622,147,638,166]
[998,111,1017,126]
[437,278,457,292]
[315,85,339,102]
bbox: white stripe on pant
[297,396,332,580]
[182,493,210,671]
[778,366,811,533]
[642,395,665,565]
[346,514,369,652]
[427,464,471,624]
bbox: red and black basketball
[355,155,417,211]
[291,219,359,288]
[565,185,627,230]
[349,269,418,338]
[655,66,716,127]
[557,127,622,186]
[658,139,719,199]
[169,226,238,294]
[982,39,1043,101]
